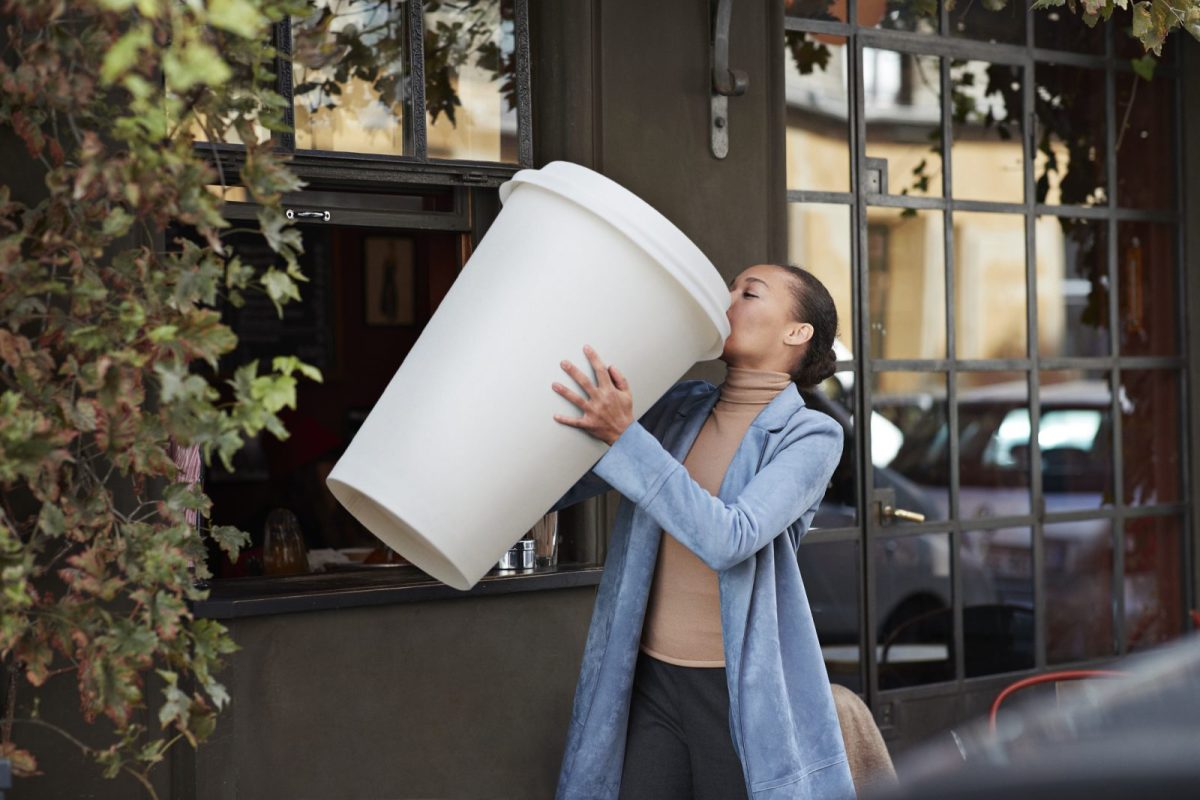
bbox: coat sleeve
[591,409,843,572]
[547,380,706,513]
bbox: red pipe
[988,669,1128,733]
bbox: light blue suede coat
[550,378,856,800]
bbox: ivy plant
[0,0,323,795]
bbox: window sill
[190,563,604,620]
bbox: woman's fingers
[582,344,613,388]
[559,359,595,396]
[609,364,628,391]
[552,381,589,410]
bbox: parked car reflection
[801,371,1119,687]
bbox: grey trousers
[618,650,750,800]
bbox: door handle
[881,504,925,523]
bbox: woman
[548,263,855,800]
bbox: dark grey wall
[532,0,786,386]
[193,587,596,800]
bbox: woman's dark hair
[771,263,838,387]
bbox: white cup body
[326,162,730,589]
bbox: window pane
[1046,519,1115,663]
[1034,4,1106,53]
[949,0,1025,44]
[424,0,518,163]
[293,0,414,156]
[1039,370,1115,512]
[810,370,858,528]
[786,33,851,192]
[1121,370,1181,507]
[949,60,1024,204]
[800,539,863,692]
[867,207,946,360]
[957,371,1031,518]
[865,49,943,198]
[963,528,1034,677]
[954,212,1027,359]
[1116,74,1175,209]
[1125,516,1185,652]
[876,532,954,689]
[874,372,950,523]
[862,0,938,33]
[788,203,853,353]
[1034,64,1107,206]
[1036,216,1110,358]
[1118,222,1178,357]
[785,0,847,22]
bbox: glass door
[786,1,1189,745]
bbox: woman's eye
[743,292,757,299]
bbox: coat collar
[675,379,805,433]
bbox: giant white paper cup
[326,161,731,589]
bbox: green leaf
[261,269,301,315]
[102,207,135,237]
[100,24,152,86]
[164,40,233,92]
[37,503,66,537]
[208,0,270,39]
[251,373,297,413]
[271,355,323,383]
[1131,53,1158,80]
[209,525,250,558]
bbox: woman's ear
[784,322,814,347]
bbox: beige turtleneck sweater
[640,365,793,667]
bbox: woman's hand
[552,344,634,446]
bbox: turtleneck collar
[717,365,793,406]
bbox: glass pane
[1116,74,1175,209]
[424,0,518,163]
[949,60,1024,204]
[957,371,1031,518]
[874,372,950,523]
[1035,216,1110,358]
[785,33,851,192]
[1034,4,1106,52]
[867,207,946,359]
[949,0,1025,44]
[865,49,943,198]
[863,0,938,33]
[810,370,859,528]
[876,532,954,689]
[1125,516,1185,652]
[1118,221,1177,356]
[1046,519,1115,663]
[1034,64,1107,206]
[292,0,414,156]
[953,212,1027,359]
[1039,370,1115,512]
[799,539,863,692]
[1121,370,1181,507]
[788,204,853,353]
[963,528,1034,677]
[785,0,847,22]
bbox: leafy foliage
[1032,0,1200,56]
[0,0,323,793]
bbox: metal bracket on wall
[710,0,748,159]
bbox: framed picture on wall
[364,236,416,326]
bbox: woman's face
[720,264,813,371]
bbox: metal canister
[496,538,536,571]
